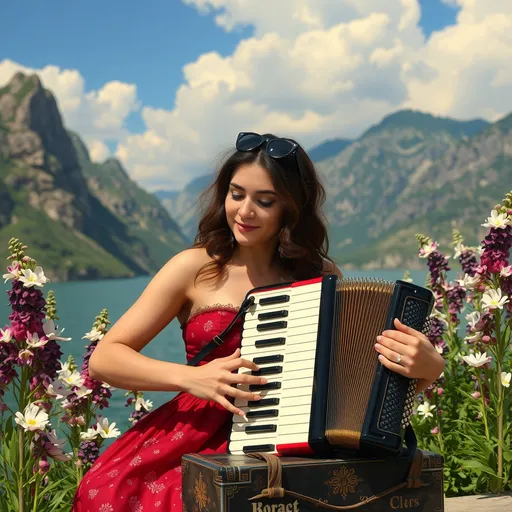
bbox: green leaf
[461,460,499,478]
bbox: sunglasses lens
[237,133,263,152]
[267,139,294,158]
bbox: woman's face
[225,161,285,249]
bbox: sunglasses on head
[235,132,303,174]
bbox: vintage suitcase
[182,450,444,512]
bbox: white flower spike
[462,351,491,368]
[481,288,509,311]
[26,332,48,349]
[80,428,100,441]
[482,210,511,229]
[43,319,72,342]
[18,266,49,288]
[0,327,12,343]
[96,418,121,439]
[416,402,436,418]
[82,327,104,342]
[14,403,50,432]
[500,266,512,278]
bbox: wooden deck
[445,492,512,511]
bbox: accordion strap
[186,296,255,367]
[248,448,429,510]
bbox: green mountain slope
[0,71,187,280]
[322,112,509,268]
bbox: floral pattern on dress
[72,308,241,511]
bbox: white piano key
[244,309,319,328]
[232,405,311,426]
[242,320,319,340]
[238,359,315,377]
[234,394,311,409]
[229,280,325,455]
[245,298,321,319]
[229,422,309,441]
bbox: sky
[1,0,511,191]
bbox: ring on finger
[396,353,402,364]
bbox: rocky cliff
[0,72,187,281]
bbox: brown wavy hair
[193,133,333,283]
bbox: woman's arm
[88,248,266,416]
[88,248,201,391]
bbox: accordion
[227,275,434,458]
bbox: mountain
[155,139,352,240]
[155,174,214,240]
[0,72,187,281]
[363,110,489,139]
[71,134,188,271]
[317,110,508,269]
[307,138,352,162]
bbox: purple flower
[459,249,479,276]
[480,225,512,275]
[446,283,466,324]
[428,316,445,344]
[427,250,451,291]
[0,340,18,390]
[77,440,100,467]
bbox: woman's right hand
[182,349,267,416]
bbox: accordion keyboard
[228,280,323,455]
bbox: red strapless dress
[72,306,241,512]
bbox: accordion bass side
[227,275,434,458]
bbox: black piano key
[253,354,284,364]
[252,366,283,376]
[247,397,280,407]
[258,310,288,321]
[243,444,275,453]
[249,381,281,392]
[255,337,286,347]
[246,409,279,418]
[259,295,290,306]
[245,424,277,433]
[257,321,287,332]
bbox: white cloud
[88,140,110,163]
[2,1,512,190]
[404,7,512,119]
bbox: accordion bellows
[228,276,434,458]
[325,278,430,451]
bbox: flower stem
[494,309,504,488]
[31,478,39,512]
[18,428,24,512]
[476,374,490,440]
[436,419,445,453]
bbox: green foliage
[0,239,152,510]
[0,198,134,280]
[412,197,512,496]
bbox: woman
[73,132,444,511]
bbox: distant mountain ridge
[154,138,355,240]
[317,110,508,268]
[1,70,509,278]
[156,109,510,270]
[0,72,187,281]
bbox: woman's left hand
[375,318,445,388]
